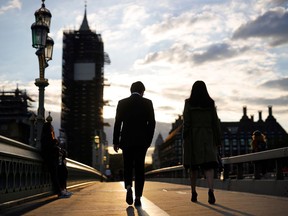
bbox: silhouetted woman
[41,121,71,198]
[250,130,267,179]
[183,81,221,204]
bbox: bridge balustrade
[0,135,105,206]
[222,147,288,180]
[146,147,288,180]
[145,147,288,197]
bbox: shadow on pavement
[126,206,150,216]
[0,196,59,216]
[195,201,254,216]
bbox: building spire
[79,1,90,31]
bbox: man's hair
[130,81,145,93]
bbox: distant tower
[152,133,164,169]
[61,4,110,166]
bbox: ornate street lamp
[31,0,53,148]
[34,0,52,29]
[31,20,49,49]
[31,0,51,49]
[45,36,54,61]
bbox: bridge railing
[0,135,105,206]
[145,147,288,197]
[222,147,288,180]
[145,147,288,180]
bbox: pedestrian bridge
[1,181,288,215]
[1,135,288,215]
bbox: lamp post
[93,135,100,168]
[31,0,54,148]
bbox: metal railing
[146,147,288,180]
[145,147,288,197]
[0,135,105,206]
[222,147,288,180]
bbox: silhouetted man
[113,81,156,207]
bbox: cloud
[135,44,188,66]
[142,11,203,35]
[157,105,175,112]
[121,4,149,29]
[245,94,288,106]
[0,0,21,15]
[233,7,288,46]
[136,42,250,66]
[192,43,249,64]
[141,10,217,45]
[261,77,288,90]
[222,76,288,110]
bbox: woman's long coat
[183,101,221,167]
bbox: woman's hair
[187,80,214,108]
[252,130,265,141]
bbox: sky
[1,0,288,159]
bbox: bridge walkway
[1,181,287,216]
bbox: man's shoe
[134,198,141,207]
[126,188,133,205]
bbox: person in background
[183,80,221,204]
[41,121,71,198]
[58,142,72,196]
[113,81,156,207]
[250,130,267,179]
[251,130,267,153]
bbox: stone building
[152,133,164,169]
[0,87,34,144]
[221,106,288,157]
[156,116,183,168]
[153,106,288,168]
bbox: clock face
[74,63,95,80]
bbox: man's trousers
[122,146,148,197]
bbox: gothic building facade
[61,7,110,167]
[153,106,288,168]
[0,87,34,144]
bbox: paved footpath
[1,181,288,216]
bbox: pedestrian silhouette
[113,81,156,207]
[41,121,72,198]
[250,130,267,179]
[183,80,221,204]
